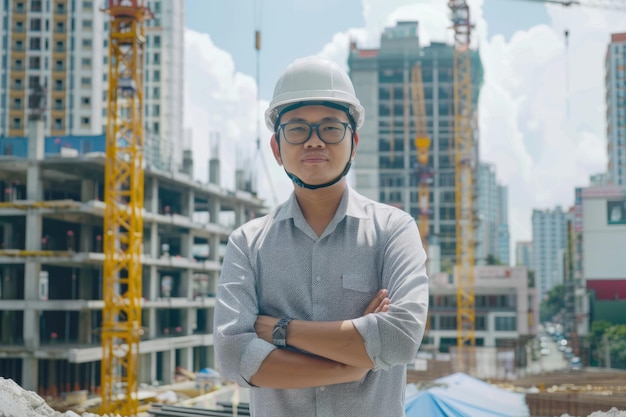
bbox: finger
[374,297,390,313]
[363,289,387,315]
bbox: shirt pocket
[341,274,378,293]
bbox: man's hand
[363,289,389,315]
[255,289,389,344]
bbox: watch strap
[272,317,292,347]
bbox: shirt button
[316,276,321,282]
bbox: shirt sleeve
[351,212,429,371]
[213,228,277,387]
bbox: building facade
[581,185,626,325]
[531,206,569,301]
[101,0,185,171]
[475,163,510,265]
[606,32,626,187]
[348,21,484,269]
[0,119,265,395]
[0,0,106,138]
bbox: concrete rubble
[0,378,111,417]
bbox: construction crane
[449,0,476,373]
[509,0,626,10]
[100,1,152,416]
[410,64,432,258]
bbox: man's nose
[305,127,325,147]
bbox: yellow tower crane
[449,0,476,373]
[100,1,152,415]
[410,63,432,256]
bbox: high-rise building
[102,0,185,171]
[515,241,532,269]
[0,0,106,138]
[475,163,510,265]
[531,206,569,301]
[348,21,483,268]
[606,32,626,187]
[496,184,510,265]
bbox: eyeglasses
[278,121,351,145]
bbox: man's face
[270,105,358,187]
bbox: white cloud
[184,1,621,257]
[184,29,291,206]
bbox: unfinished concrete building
[0,119,266,397]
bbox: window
[82,1,93,9]
[153,87,160,98]
[54,118,63,130]
[82,39,92,48]
[54,79,63,90]
[54,98,62,110]
[31,0,42,12]
[13,118,22,129]
[81,58,91,68]
[55,22,64,33]
[13,98,22,109]
[81,97,90,105]
[29,37,41,50]
[153,35,161,47]
[82,20,92,28]
[81,77,91,87]
[28,76,39,88]
[55,60,63,71]
[28,56,41,69]
[153,70,160,82]
[81,117,90,125]
[30,18,41,31]
[153,53,160,64]
[153,104,160,116]
[14,59,23,70]
[494,316,516,331]
[152,122,159,134]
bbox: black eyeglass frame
[277,121,352,145]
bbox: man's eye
[287,125,307,132]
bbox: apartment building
[531,206,569,301]
[0,119,265,395]
[348,20,484,268]
[476,163,511,266]
[0,0,106,138]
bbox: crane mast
[100,1,151,415]
[410,64,431,255]
[449,0,476,373]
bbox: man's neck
[294,181,346,237]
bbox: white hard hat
[265,56,365,131]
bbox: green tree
[589,321,626,369]
[540,284,565,323]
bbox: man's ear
[270,134,283,166]
[351,132,359,161]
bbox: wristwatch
[272,317,293,347]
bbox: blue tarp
[405,372,529,417]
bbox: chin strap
[284,160,352,190]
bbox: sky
[182,0,625,257]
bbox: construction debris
[0,378,109,417]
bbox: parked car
[569,357,582,370]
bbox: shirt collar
[274,184,371,224]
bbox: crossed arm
[249,289,389,389]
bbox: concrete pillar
[208,197,220,225]
[78,268,93,344]
[26,119,44,201]
[21,357,39,392]
[182,189,194,218]
[181,150,193,177]
[2,222,13,249]
[209,158,220,185]
[161,350,175,384]
[80,179,95,202]
[180,268,192,299]
[180,232,192,260]
[235,203,245,228]
[80,223,93,253]
[178,347,193,373]
[150,223,158,259]
[139,353,155,384]
[144,177,159,214]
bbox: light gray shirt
[214,185,429,417]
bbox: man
[214,56,429,417]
